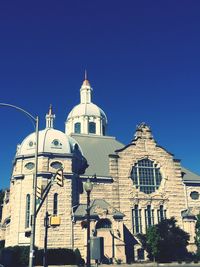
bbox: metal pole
[43,211,49,267]
[29,116,39,267]
[0,103,38,267]
[86,191,91,267]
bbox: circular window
[25,162,35,170]
[52,139,60,146]
[190,191,199,200]
[50,161,63,170]
[29,141,34,147]
[131,159,162,194]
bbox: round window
[50,161,63,170]
[29,141,34,147]
[25,162,35,170]
[190,191,199,200]
[52,139,60,146]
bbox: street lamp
[84,178,93,267]
[0,103,39,267]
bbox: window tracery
[131,159,162,194]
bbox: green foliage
[195,213,200,258]
[146,225,160,261]
[138,217,189,262]
[0,246,29,266]
[35,247,81,265]
[74,248,85,266]
[0,246,82,266]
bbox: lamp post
[0,103,39,267]
[84,179,93,267]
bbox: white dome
[67,103,107,122]
[17,128,80,156]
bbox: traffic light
[55,169,64,187]
[36,184,43,199]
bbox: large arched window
[96,218,112,229]
[131,159,162,194]
[25,194,30,228]
[89,122,96,134]
[74,122,81,134]
[157,205,166,222]
[53,193,58,215]
[145,205,154,229]
[132,205,142,234]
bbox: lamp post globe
[84,178,93,193]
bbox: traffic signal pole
[43,211,50,267]
[35,168,64,216]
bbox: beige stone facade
[1,79,200,263]
[1,122,200,263]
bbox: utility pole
[84,179,93,267]
[43,211,50,267]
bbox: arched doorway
[95,218,113,263]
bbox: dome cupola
[65,72,108,136]
[16,106,82,157]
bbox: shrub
[0,246,81,266]
[0,246,29,267]
[35,247,80,265]
[0,240,5,250]
[74,248,85,266]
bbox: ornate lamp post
[84,179,93,267]
[0,103,39,267]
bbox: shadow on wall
[123,224,139,263]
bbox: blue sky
[0,0,200,188]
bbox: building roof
[181,208,196,219]
[17,128,81,157]
[73,199,124,220]
[71,134,200,183]
[182,167,200,183]
[67,103,107,122]
[71,134,123,177]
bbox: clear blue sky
[0,0,200,189]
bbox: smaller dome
[17,128,81,156]
[67,103,107,122]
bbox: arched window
[74,122,81,134]
[131,159,162,194]
[157,205,166,222]
[132,205,142,234]
[53,193,58,215]
[102,125,106,136]
[89,122,96,134]
[145,205,154,229]
[25,194,30,228]
[96,218,112,229]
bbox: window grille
[53,193,58,215]
[131,159,162,194]
[132,205,142,234]
[74,122,81,134]
[25,194,30,228]
[89,122,96,134]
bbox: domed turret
[17,106,82,157]
[65,72,108,136]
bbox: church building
[0,74,200,262]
